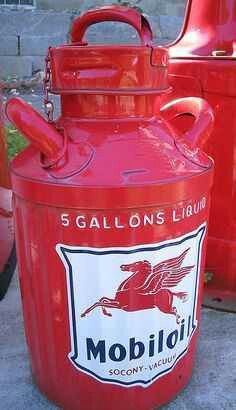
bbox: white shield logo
[56,224,206,387]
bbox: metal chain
[43,48,54,123]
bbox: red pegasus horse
[81,248,194,323]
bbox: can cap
[48,6,169,94]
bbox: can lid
[48,6,169,94]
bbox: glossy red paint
[7,6,214,410]
[0,84,15,300]
[159,0,236,311]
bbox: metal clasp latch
[150,46,168,67]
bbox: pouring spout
[6,97,64,164]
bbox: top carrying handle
[70,5,153,46]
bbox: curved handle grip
[160,97,214,149]
[71,5,153,46]
[6,97,64,165]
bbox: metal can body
[0,87,15,300]
[13,175,211,410]
[7,5,214,409]
[158,0,236,309]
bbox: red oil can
[0,85,15,300]
[7,6,214,410]
[160,0,236,311]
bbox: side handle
[160,97,214,149]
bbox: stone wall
[0,0,187,78]
[36,0,185,15]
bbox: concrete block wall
[0,10,72,77]
[36,0,186,15]
[0,0,186,78]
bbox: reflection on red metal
[7,6,214,410]
[0,85,15,300]
[159,0,236,312]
